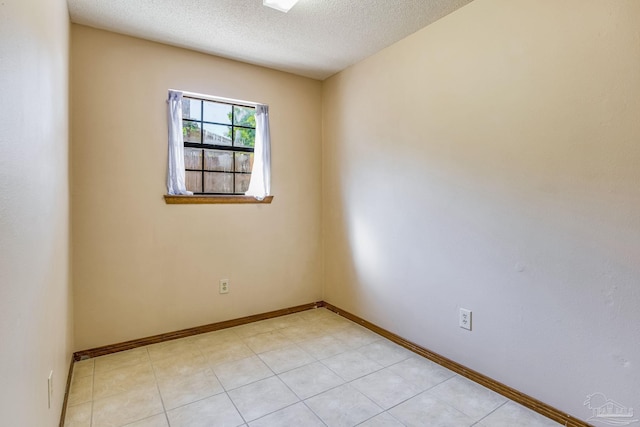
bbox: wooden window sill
[164,195,273,204]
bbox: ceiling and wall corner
[68,0,476,350]
[66,0,473,80]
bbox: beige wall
[71,25,323,350]
[323,0,640,420]
[0,0,72,424]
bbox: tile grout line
[233,314,323,424]
[298,320,464,426]
[230,312,347,425]
[68,310,334,425]
[471,400,510,426]
[224,336,277,425]
[90,360,95,427]
[75,311,347,425]
[145,346,171,427]
[300,399,330,427]
[415,375,473,416]
[354,410,404,427]
[225,388,248,427]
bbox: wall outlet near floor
[459,308,472,331]
[219,279,229,294]
[47,370,53,409]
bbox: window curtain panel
[245,104,271,200]
[166,90,192,195]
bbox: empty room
[1,0,638,426]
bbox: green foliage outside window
[229,107,256,148]
[183,121,199,136]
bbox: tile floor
[63,308,560,427]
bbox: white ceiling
[67,0,473,80]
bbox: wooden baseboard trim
[73,301,323,360]
[67,300,590,427]
[59,355,74,427]
[322,302,592,427]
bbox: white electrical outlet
[219,279,229,294]
[47,370,53,409]
[459,308,472,331]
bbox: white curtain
[166,90,192,195]
[245,104,271,200]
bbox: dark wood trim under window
[164,195,273,204]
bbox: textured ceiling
[67,0,473,80]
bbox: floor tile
[333,325,381,349]
[351,369,423,409]
[425,375,507,420]
[62,309,561,427]
[258,344,316,374]
[279,323,326,342]
[357,340,412,367]
[298,334,351,359]
[388,391,475,427]
[123,414,169,427]
[67,374,93,406]
[166,393,244,427]
[279,361,345,399]
[213,355,274,390]
[93,361,156,400]
[257,313,307,330]
[478,401,561,426]
[248,402,325,427]
[243,330,294,354]
[386,356,455,390]
[357,412,405,427]
[232,321,277,338]
[322,349,383,381]
[94,348,151,374]
[228,376,300,422]
[73,359,94,378]
[297,308,335,321]
[92,384,164,427]
[151,351,210,379]
[190,328,241,346]
[63,401,92,427]
[156,368,224,410]
[147,339,202,363]
[315,315,353,334]
[202,341,255,366]
[305,384,383,427]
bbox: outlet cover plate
[459,308,472,331]
[219,279,229,294]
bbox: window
[182,96,256,194]
[165,90,271,204]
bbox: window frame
[164,90,273,205]
[182,95,256,195]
